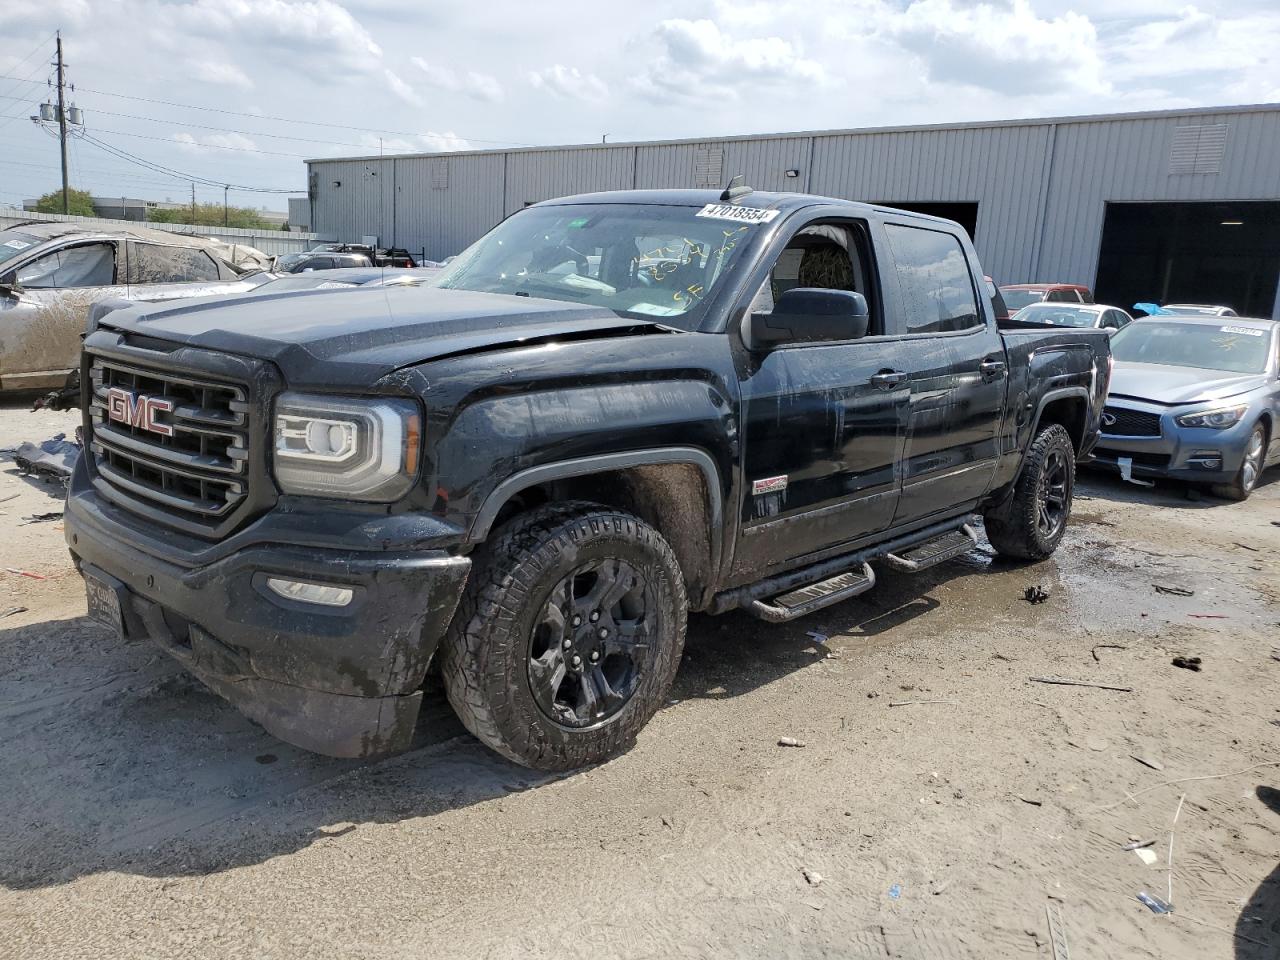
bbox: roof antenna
[720,174,752,204]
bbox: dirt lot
[1,401,1277,960]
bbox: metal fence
[0,207,334,255]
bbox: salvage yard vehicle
[64,188,1111,769]
[1159,303,1238,318]
[273,250,373,273]
[0,223,262,391]
[1093,316,1279,500]
[999,282,1093,311]
[1009,302,1134,334]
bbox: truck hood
[1109,362,1266,406]
[102,286,671,384]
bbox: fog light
[265,577,354,607]
[1187,452,1222,470]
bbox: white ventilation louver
[693,147,724,188]
[1169,124,1228,175]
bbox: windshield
[431,203,765,329]
[1011,304,1099,327]
[1000,288,1046,311]
[1110,321,1272,374]
[0,231,41,268]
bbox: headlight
[1174,404,1248,429]
[273,392,420,500]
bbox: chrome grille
[1101,405,1162,438]
[87,357,250,531]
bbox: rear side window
[127,242,221,283]
[884,224,981,334]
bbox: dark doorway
[1095,201,1280,318]
[875,202,979,241]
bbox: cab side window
[883,224,981,334]
[16,243,116,289]
[751,222,881,335]
[127,242,221,283]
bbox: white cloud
[887,0,1107,96]
[527,64,608,102]
[383,69,422,106]
[352,132,472,154]
[172,131,260,152]
[419,131,471,152]
[0,0,89,31]
[191,60,253,90]
[411,58,504,102]
[635,17,825,100]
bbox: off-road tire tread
[440,501,687,770]
[983,423,1076,561]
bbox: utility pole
[191,183,196,224]
[55,32,69,215]
[223,185,229,227]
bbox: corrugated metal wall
[307,105,1280,285]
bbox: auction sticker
[1220,325,1264,336]
[3,239,31,250]
[696,203,780,224]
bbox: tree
[148,203,279,230]
[32,187,96,217]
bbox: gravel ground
[0,400,1277,960]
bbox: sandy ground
[0,400,1277,960]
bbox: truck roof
[535,189,963,228]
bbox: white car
[1009,302,1134,334]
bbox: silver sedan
[1091,316,1280,500]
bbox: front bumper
[65,460,470,758]
[1092,399,1254,483]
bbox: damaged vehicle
[64,188,1111,769]
[0,223,264,391]
[1093,316,1279,499]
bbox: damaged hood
[101,286,667,383]
[1108,362,1267,406]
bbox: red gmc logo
[105,387,174,437]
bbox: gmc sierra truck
[65,188,1112,770]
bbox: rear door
[125,241,245,303]
[877,218,1008,526]
[731,215,910,580]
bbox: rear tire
[440,502,687,771]
[983,423,1076,560]
[1210,422,1266,502]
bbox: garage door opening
[875,202,979,240]
[1094,201,1280,319]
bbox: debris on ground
[802,868,823,886]
[778,737,806,748]
[1137,891,1173,914]
[888,699,958,707]
[1024,585,1051,604]
[0,493,17,504]
[12,434,80,484]
[805,631,829,645]
[1123,840,1156,850]
[1232,542,1260,552]
[1091,643,1127,662]
[1131,755,1165,771]
[1187,613,1227,619]
[1153,584,1194,597]
[888,884,902,899]
[19,511,63,525]
[1171,656,1202,672]
[1045,902,1069,960]
[1134,847,1159,866]
[4,568,47,580]
[1029,676,1133,692]
[0,606,27,618]
[1017,794,1044,806]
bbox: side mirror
[0,273,20,300]
[750,288,869,346]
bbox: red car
[1000,283,1093,313]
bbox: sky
[0,0,1276,216]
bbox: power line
[84,124,309,158]
[0,75,535,147]
[78,131,301,193]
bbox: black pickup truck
[65,188,1111,769]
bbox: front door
[877,219,1008,525]
[731,218,910,581]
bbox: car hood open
[1108,362,1266,405]
[101,286,671,384]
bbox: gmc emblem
[105,387,174,437]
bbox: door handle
[870,370,907,388]
[979,358,1007,379]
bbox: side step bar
[881,524,979,573]
[747,563,875,623]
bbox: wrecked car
[64,188,1111,769]
[0,223,264,391]
[1093,315,1279,499]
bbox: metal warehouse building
[307,102,1280,318]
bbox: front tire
[1210,422,1266,502]
[440,503,687,771]
[983,423,1076,560]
